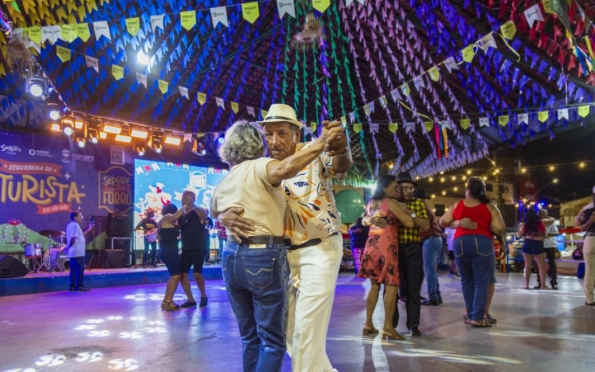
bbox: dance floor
[1,272,593,372]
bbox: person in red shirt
[440,177,505,328]
[518,208,549,290]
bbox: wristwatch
[410,213,417,219]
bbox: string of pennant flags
[343,0,595,135]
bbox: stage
[0,264,223,297]
[0,272,593,372]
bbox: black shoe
[181,300,197,308]
[551,283,559,290]
[77,287,90,292]
[438,298,443,305]
[410,327,422,337]
[199,297,208,308]
[421,299,439,306]
[69,287,76,292]
[420,296,428,302]
[585,301,595,306]
[533,285,541,289]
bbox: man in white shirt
[66,212,94,292]
[538,209,560,290]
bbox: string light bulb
[549,165,555,171]
[428,177,433,182]
[579,162,585,168]
[440,177,445,182]
[441,191,446,196]
[451,176,456,181]
[521,168,527,173]
[466,170,472,175]
[553,178,558,184]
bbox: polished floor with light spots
[1,272,593,372]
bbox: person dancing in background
[349,215,369,275]
[179,191,209,309]
[575,185,595,306]
[66,212,94,292]
[135,209,158,268]
[158,203,185,311]
[440,177,505,328]
[358,175,415,341]
[537,209,560,290]
[518,209,549,290]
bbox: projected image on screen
[133,159,228,250]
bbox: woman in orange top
[358,175,415,340]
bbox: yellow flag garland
[462,45,475,63]
[158,80,169,94]
[126,17,140,37]
[197,92,206,105]
[353,123,362,133]
[498,115,509,126]
[388,123,398,133]
[112,65,124,80]
[460,119,470,130]
[312,0,330,13]
[500,21,517,40]
[538,111,549,122]
[76,23,91,42]
[231,102,239,113]
[180,11,196,31]
[578,106,590,118]
[56,45,71,62]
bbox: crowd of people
[61,102,595,371]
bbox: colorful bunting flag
[388,123,398,133]
[538,111,549,122]
[462,45,475,63]
[353,123,362,133]
[179,86,189,99]
[216,97,225,109]
[151,15,165,33]
[210,7,228,28]
[231,102,239,113]
[93,21,111,41]
[242,2,259,24]
[197,92,206,105]
[524,4,544,28]
[428,66,440,81]
[313,0,330,13]
[76,23,91,42]
[518,113,528,125]
[85,55,98,72]
[61,24,77,42]
[180,11,196,31]
[112,65,124,80]
[157,80,168,94]
[460,119,470,130]
[500,21,516,40]
[56,45,71,62]
[479,117,490,127]
[498,115,509,126]
[277,0,295,18]
[444,57,459,72]
[126,17,140,37]
[136,72,147,88]
[557,108,569,120]
[578,105,590,118]
[400,83,410,96]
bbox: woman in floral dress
[358,175,415,340]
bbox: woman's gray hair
[218,120,265,166]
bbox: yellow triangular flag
[112,65,124,80]
[313,0,330,13]
[388,123,398,133]
[428,66,440,81]
[311,122,317,132]
[462,45,475,63]
[341,116,347,125]
[55,6,68,22]
[126,17,140,37]
[77,6,87,22]
[498,115,509,126]
[500,21,516,40]
[261,109,268,118]
[197,92,206,105]
[231,102,239,113]
[401,83,410,96]
[76,23,91,42]
[0,64,5,77]
[538,111,549,122]
[56,45,71,62]
[542,0,553,14]
[424,121,434,132]
[180,10,196,31]
[578,105,590,118]
[363,104,370,116]
[65,0,77,14]
[61,24,78,42]
[353,123,362,133]
[28,26,42,45]
[460,119,470,130]
[242,2,259,24]
[1,45,7,59]
[158,80,168,94]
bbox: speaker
[502,204,518,228]
[106,213,130,238]
[105,249,124,268]
[0,255,29,278]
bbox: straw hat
[257,103,303,129]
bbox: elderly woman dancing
[211,120,342,372]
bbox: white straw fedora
[257,103,303,129]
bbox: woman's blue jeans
[453,235,494,321]
[221,240,289,372]
[423,236,443,302]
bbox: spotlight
[131,128,149,139]
[49,122,61,132]
[62,118,74,136]
[137,50,150,65]
[217,133,225,145]
[87,128,99,144]
[25,76,49,99]
[47,103,63,120]
[152,139,162,154]
[192,139,206,156]
[49,110,60,120]
[115,134,132,143]
[76,137,86,148]
[136,146,146,156]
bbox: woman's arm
[387,199,415,228]
[489,203,506,235]
[161,208,185,223]
[439,202,457,228]
[361,200,381,226]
